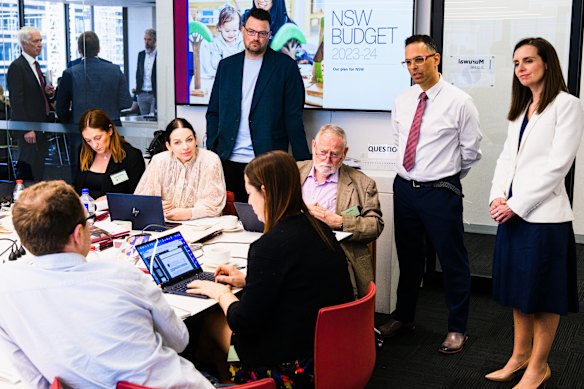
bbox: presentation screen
[174,0,414,111]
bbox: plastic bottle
[12,180,25,203]
[80,188,96,215]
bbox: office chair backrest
[314,281,376,389]
[116,382,157,389]
[222,190,237,216]
[117,378,275,389]
[237,378,277,388]
[50,377,63,389]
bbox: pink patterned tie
[402,92,428,172]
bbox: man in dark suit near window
[136,28,157,116]
[56,31,132,127]
[7,26,55,181]
[206,8,310,202]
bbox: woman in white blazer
[487,38,583,388]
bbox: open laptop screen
[135,232,202,285]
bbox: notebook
[107,193,181,232]
[135,231,215,299]
[234,202,265,232]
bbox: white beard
[315,162,338,177]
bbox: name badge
[341,205,361,217]
[110,170,129,185]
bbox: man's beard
[315,162,338,177]
[246,40,266,56]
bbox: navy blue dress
[492,114,579,315]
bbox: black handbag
[146,130,165,159]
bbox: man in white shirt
[380,35,482,354]
[136,28,157,116]
[0,181,213,389]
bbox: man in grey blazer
[7,26,55,181]
[298,124,384,298]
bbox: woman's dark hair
[79,109,126,171]
[164,118,196,143]
[244,150,333,249]
[508,37,567,121]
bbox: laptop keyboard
[166,271,216,293]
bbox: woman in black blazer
[187,150,353,388]
[74,109,145,200]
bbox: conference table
[0,213,261,388]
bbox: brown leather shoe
[378,319,415,338]
[438,332,468,354]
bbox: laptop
[107,193,181,232]
[234,202,265,232]
[135,231,215,299]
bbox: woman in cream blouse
[135,118,226,220]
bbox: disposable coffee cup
[205,247,230,267]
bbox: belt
[400,175,463,197]
[141,91,153,94]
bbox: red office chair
[314,281,376,389]
[116,382,157,389]
[50,377,63,389]
[222,190,237,216]
[117,378,275,388]
[237,378,277,388]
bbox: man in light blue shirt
[0,181,213,389]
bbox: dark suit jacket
[56,58,133,125]
[136,50,157,97]
[74,142,146,199]
[227,214,353,367]
[205,48,310,160]
[6,55,50,122]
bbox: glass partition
[0,0,158,186]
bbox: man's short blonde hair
[12,181,85,256]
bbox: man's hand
[45,84,55,98]
[307,203,343,229]
[24,131,36,144]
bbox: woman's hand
[490,197,516,224]
[214,264,246,288]
[164,207,192,221]
[186,279,231,300]
[162,200,174,212]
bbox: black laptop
[107,193,181,232]
[134,231,215,298]
[234,202,265,232]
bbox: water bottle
[12,180,25,203]
[80,188,96,215]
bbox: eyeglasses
[70,213,95,233]
[316,148,343,161]
[244,27,271,39]
[401,53,436,68]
